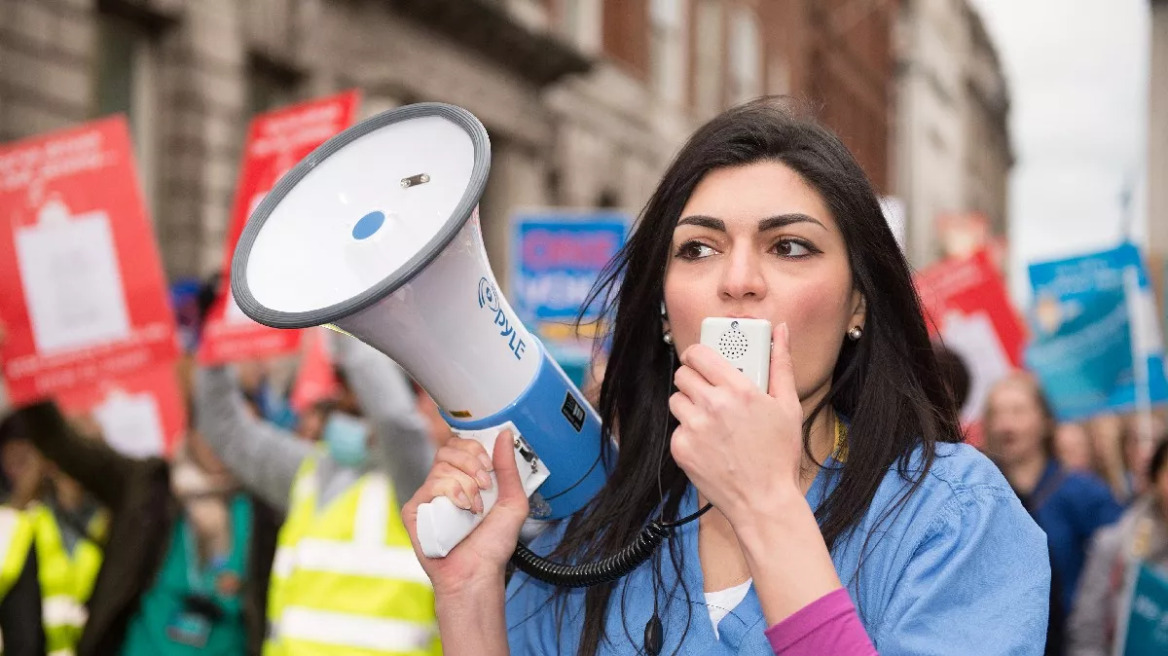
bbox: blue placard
[1026,243,1168,421]
[1117,562,1168,655]
[509,210,630,385]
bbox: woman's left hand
[668,322,805,523]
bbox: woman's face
[985,378,1049,465]
[662,161,864,405]
[1053,422,1093,471]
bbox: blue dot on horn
[352,211,385,240]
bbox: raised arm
[195,365,312,512]
[13,400,134,509]
[331,334,434,507]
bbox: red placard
[0,117,179,404]
[55,362,186,458]
[198,90,361,365]
[915,249,1028,447]
[289,327,340,412]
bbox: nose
[718,247,767,300]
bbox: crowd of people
[0,98,1164,655]
[980,372,1167,655]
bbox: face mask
[323,412,370,468]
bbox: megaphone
[229,103,608,560]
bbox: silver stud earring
[847,326,863,341]
[661,301,673,344]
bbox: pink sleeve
[764,588,878,655]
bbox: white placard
[942,310,1013,424]
[15,203,131,354]
[92,390,165,458]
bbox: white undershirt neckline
[705,579,753,639]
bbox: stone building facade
[1150,0,1168,268]
[893,0,1012,268]
[0,0,900,285]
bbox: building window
[94,12,159,210]
[729,7,761,104]
[602,0,650,78]
[556,0,603,52]
[649,0,685,105]
[247,55,302,116]
[693,0,723,114]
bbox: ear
[849,290,867,330]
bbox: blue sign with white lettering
[510,210,630,385]
[1026,243,1168,421]
[1117,562,1168,655]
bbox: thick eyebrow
[677,213,827,232]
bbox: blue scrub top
[1025,460,1123,613]
[506,442,1051,654]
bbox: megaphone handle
[416,422,548,558]
[416,492,489,558]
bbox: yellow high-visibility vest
[30,504,106,656]
[265,456,439,656]
[0,505,35,655]
[0,506,34,600]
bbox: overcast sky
[969,0,1151,302]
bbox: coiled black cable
[509,502,713,588]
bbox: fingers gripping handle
[416,422,549,558]
[416,496,481,559]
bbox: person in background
[294,398,337,444]
[408,381,453,449]
[28,443,107,656]
[0,400,269,656]
[985,373,1124,653]
[1085,414,1137,505]
[932,341,972,415]
[1054,423,1094,472]
[1120,413,1166,499]
[196,332,438,656]
[0,415,44,656]
[1069,436,1168,655]
[0,410,111,656]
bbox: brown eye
[675,241,716,260]
[773,239,814,258]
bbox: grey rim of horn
[229,102,492,330]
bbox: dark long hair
[550,98,963,654]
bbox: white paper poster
[92,389,165,458]
[14,202,131,354]
[943,310,1013,423]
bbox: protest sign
[1026,243,1168,421]
[198,90,360,364]
[915,249,1026,445]
[509,210,629,386]
[0,117,178,403]
[55,362,186,458]
[1114,562,1168,655]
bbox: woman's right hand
[403,429,529,596]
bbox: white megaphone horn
[230,103,608,560]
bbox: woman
[985,374,1124,656]
[1084,414,1136,504]
[984,376,1123,619]
[403,98,1050,654]
[1070,437,1168,654]
[1054,422,1094,473]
